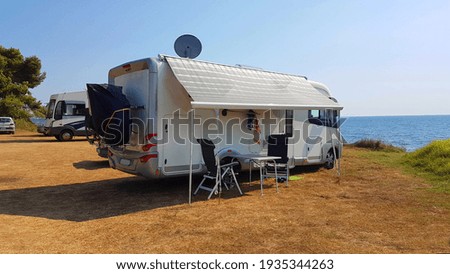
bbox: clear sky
[2,0,449,116]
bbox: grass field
[350,138,450,196]
[0,132,449,253]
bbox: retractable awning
[165,56,342,110]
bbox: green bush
[352,138,405,152]
[14,118,37,132]
[405,139,450,180]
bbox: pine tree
[0,46,46,119]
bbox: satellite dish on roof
[174,34,202,59]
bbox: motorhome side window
[285,110,293,137]
[331,110,339,128]
[309,110,320,119]
[64,103,86,116]
[308,109,338,127]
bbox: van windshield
[46,99,56,118]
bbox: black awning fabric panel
[86,83,130,145]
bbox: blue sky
[2,0,449,116]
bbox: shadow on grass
[291,165,322,175]
[0,135,86,144]
[0,164,321,222]
[0,175,263,222]
[73,160,110,170]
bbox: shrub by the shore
[351,138,405,152]
[14,118,37,132]
[405,139,450,182]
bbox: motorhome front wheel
[324,150,335,169]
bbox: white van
[44,91,89,141]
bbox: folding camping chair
[262,134,290,189]
[194,139,243,199]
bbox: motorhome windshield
[46,99,56,118]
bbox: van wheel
[58,130,74,141]
[324,149,335,169]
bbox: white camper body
[44,91,88,141]
[106,55,343,179]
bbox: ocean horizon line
[342,113,450,118]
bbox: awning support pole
[188,109,194,205]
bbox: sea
[30,117,45,125]
[29,115,449,152]
[341,115,450,151]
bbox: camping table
[230,154,281,195]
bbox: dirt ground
[0,131,449,254]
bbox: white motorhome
[44,91,89,141]
[89,55,343,179]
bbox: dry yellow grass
[0,131,449,253]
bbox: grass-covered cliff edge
[349,138,450,196]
